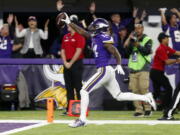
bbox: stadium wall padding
[0,59,179,110]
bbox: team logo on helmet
[88,18,110,35]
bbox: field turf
[0,110,179,135]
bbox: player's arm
[104,43,121,65]
[69,23,91,39]
[61,13,91,39]
[104,43,125,75]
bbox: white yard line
[1,120,180,125]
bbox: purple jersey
[91,33,114,68]
[162,21,180,51]
[0,36,13,58]
[111,18,132,35]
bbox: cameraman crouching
[124,23,153,117]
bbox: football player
[59,13,156,128]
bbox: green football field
[0,110,180,135]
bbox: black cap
[118,25,126,31]
[158,32,170,42]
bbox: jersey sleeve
[101,34,114,44]
[162,24,169,32]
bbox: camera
[131,32,138,42]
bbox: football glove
[61,13,71,24]
[115,65,125,75]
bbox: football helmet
[88,18,110,35]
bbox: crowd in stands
[0,1,179,59]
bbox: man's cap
[134,22,143,27]
[118,25,127,31]
[28,16,37,22]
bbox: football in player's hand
[56,12,66,28]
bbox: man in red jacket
[150,32,180,120]
[61,24,85,115]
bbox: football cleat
[68,119,86,128]
[146,93,157,111]
[158,116,175,120]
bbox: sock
[79,90,89,122]
[116,92,148,102]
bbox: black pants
[164,82,180,117]
[64,59,83,110]
[150,69,173,110]
[23,49,41,58]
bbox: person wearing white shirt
[15,16,49,58]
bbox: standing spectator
[111,7,138,36]
[15,16,49,58]
[61,24,85,115]
[83,1,97,26]
[0,24,13,58]
[124,23,153,117]
[150,32,180,120]
[12,24,24,58]
[116,10,147,58]
[116,26,128,58]
[159,8,180,51]
[56,0,70,13]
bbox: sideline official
[61,24,85,115]
[150,32,180,120]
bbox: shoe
[146,93,157,111]
[60,111,68,116]
[144,111,152,117]
[69,119,86,128]
[158,116,175,120]
[134,112,144,117]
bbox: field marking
[1,120,180,125]
[1,120,180,135]
[0,122,48,135]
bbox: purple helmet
[88,18,110,35]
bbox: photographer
[124,23,153,117]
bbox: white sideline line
[1,120,180,135]
[0,122,48,135]
[1,120,180,125]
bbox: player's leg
[69,67,108,127]
[80,67,107,121]
[104,67,156,110]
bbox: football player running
[59,13,156,128]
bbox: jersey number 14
[93,44,99,57]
